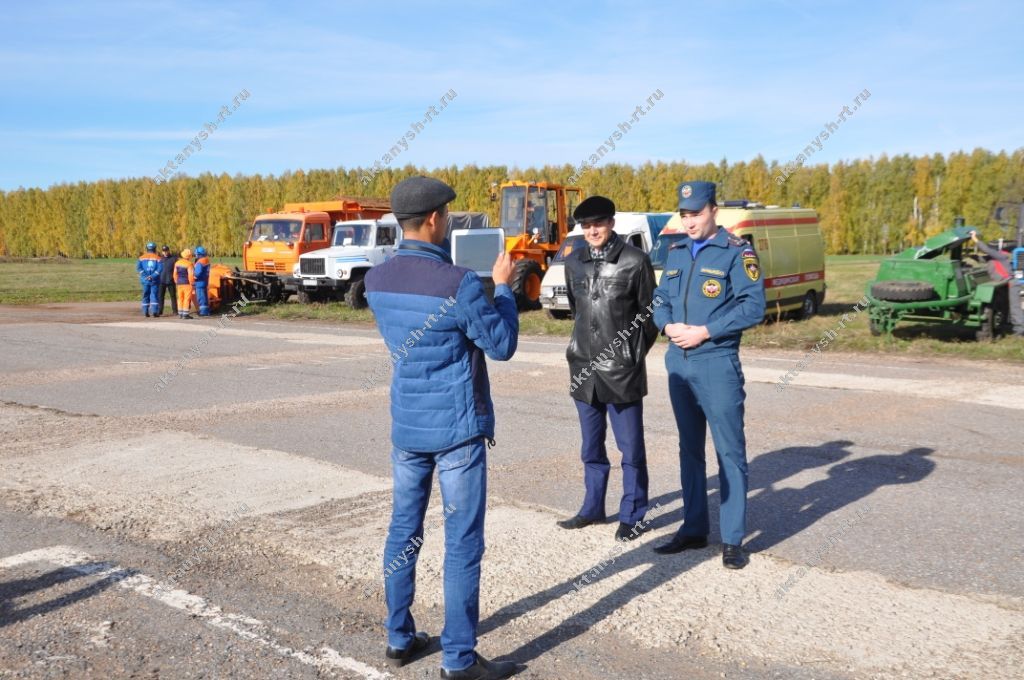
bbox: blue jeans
[384,438,486,672]
[573,398,649,524]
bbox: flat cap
[390,176,456,220]
[573,195,616,224]
[677,181,716,211]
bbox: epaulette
[726,234,747,248]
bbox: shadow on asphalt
[0,564,137,628]
[481,441,935,666]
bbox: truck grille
[553,286,567,297]
[300,258,325,276]
[255,261,287,273]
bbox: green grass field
[2,255,1021,362]
[0,257,242,304]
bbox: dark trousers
[573,398,649,524]
[158,282,177,316]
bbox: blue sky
[1,0,1022,190]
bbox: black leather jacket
[565,236,658,404]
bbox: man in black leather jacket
[557,196,660,541]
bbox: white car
[540,212,673,318]
[294,215,399,307]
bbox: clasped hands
[663,322,710,349]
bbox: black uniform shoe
[652,534,708,554]
[440,654,520,679]
[615,522,649,541]
[145,313,150,317]
[385,631,431,668]
[556,514,604,530]
[722,544,748,569]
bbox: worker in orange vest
[174,249,196,319]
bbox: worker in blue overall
[136,242,162,317]
[192,246,211,316]
[652,181,765,569]
[364,176,521,680]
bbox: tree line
[1,148,1022,258]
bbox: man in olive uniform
[652,181,765,569]
[558,196,659,541]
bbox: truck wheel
[510,260,543,311]
[797,291,818,319]
[547,309,572,320]
[346,278,368,309]
[869,280,936,302]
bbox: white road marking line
[1,546,392,680]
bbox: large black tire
[345,277,368,309]
[796,291,818,320]
[870,280,936,302]
[510,260,543,311]
[976,291,1008,342]
[976,306,996,342]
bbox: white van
[540,212,672,318]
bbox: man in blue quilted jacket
[365,176,520,680]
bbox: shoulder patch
[740,247,757,259]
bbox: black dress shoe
[653,534,708,554]
[556,514,603,530]
[385,631,431,668]
[440,653,520,679]
[722,543,748,569]
[615,522,649,541]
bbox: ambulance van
[650,202,826,318]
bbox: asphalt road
[1,304,1022,679]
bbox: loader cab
[499,183,581,245]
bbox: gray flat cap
[390,176,457,220]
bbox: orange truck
[230,196,390,303]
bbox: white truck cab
[540,212,672,318]
[295,214,399,307]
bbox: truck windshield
[553,235,584,263]
[252,220,302,242]
[333,225,372,247]
[650,233,686,269]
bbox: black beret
[573,195,616,224]
[390,176,457,220]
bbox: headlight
[336,268,345,278]
[293,263,301,275]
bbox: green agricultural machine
[865,225,1012,340]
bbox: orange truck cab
[236,196,390,302]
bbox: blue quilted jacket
[365,240,518,452]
